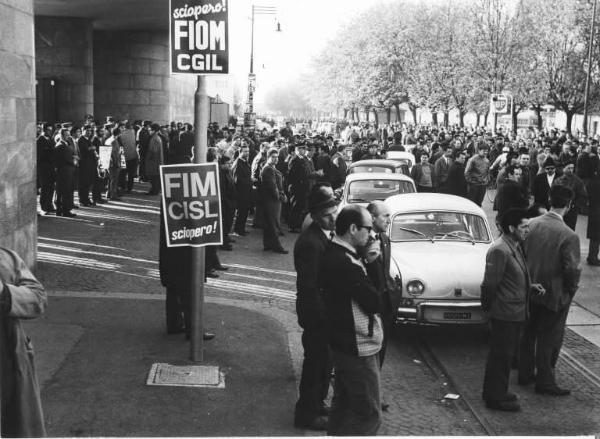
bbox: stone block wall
[94,30,173,123]
[35,16,94,123]
[0,0,37,267]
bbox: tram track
[410,333,496,436]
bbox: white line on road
[38,244,157,264]
[38,237,127,251]
[225,263,296,277]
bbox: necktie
[329,231,335,241]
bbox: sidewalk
[25,293,303,437]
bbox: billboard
[170,0,229,74]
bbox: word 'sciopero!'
[172,1,227,20]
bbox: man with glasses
[321,205,383,436]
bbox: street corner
[39,294,299,437]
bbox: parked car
[384,193,493,325]
[337,172,416,209]
[385,151,416,174]
[348,159,410,176]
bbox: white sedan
[384,193,493,325]
[337,172,416,209]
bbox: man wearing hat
[293,186,339,431]
[532,157,558,209]
[137,120,152,180]
[260,149,288,254]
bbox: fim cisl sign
[160,163,223,247]
[170,0,229,74]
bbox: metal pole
[584,0,597,136]
[190,75,209,362]
[250,5,255,75]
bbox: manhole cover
[146,363,225,388]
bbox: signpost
[169,0,228,362]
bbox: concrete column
[35,16,94,124]
[0,0,37,266]
[94,30,171,123]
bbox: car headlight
[406,280,425,296]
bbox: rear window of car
[347,180,415,203]
[350,166,394,174]
[390,211,491,242]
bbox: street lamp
[244,4,281,131]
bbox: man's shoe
[227,238,237,243]
[485,399,521,412]
[214,265,229,271]
[586,258,600,266]
[206,269,219,278]
[203,332,215,341]
[62,211,77,218]
[505,391,518,402]
[294,416,328,431]
[80,201,93,207]
[535,385,571,396]
[95,199,108,204]
[263,247,272,251]
[45,208,57,213]
[273,248,289,254]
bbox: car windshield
[347,180,415,203]
[350,166,394,174]
[390,211,490,242]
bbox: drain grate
[146,363,225,388]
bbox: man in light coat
[519,185,581,396]
[0,247,47,437]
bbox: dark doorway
[36,78,57,124]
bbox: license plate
[443,311,472,320]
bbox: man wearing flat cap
[293,186,339,431]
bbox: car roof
[384,193,487,216]
[348,159,403,168]
[346,172,415,183]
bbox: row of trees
[300,0,600,134]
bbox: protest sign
[170,0,229,74]
[98,146,111,170]
[160,163,223,247]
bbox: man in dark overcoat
[288,143,320,232]
[260,149,288,253]
[586,173,600,265]
[232,145,252,236]
[293,187,339,430]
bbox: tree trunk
[566,110,574,135]
[534,107,542,131]
[492,112,498,133]
[343,108,348,120]
[431,111,438,126]
[459,109,465,128]
[443,111,449,128]
[511,108,518,135]
[365,107,370,122]
[386,107,391,124]
[409,105,417,124]
[373,108,379,125]
[394,103,401,122]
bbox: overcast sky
[227,0,394,107]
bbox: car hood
[391,240,490,299]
